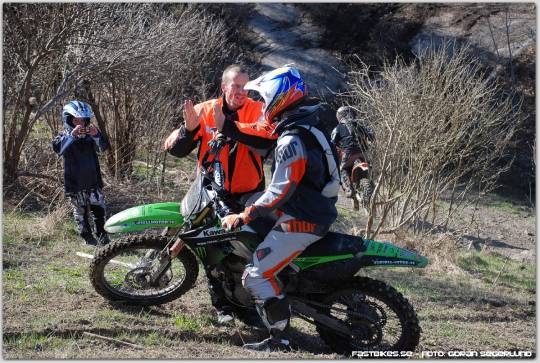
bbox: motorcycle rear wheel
[90,235,199,306]
[357,178,374,207]
[316,277,420,355]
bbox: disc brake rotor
[124,266,173,289]
[339,293,387,347]
[347,302,384,346]
[350,315,383,347]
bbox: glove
[222,212,248,231]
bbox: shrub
[344,41,523,238]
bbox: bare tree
[4,3,240,184]
[2,4,106,181]
[74,3,237,180]
[344,41,523,239]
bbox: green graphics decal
[362,240,428,267]
[195,247,207,258]
[105,202,184,233]
[293,254,354,270]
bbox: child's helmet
[62,100,93,126]
[244,66,307,123]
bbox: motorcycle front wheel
[90,235,199,306]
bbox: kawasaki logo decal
[202,228,229,237]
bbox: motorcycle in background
[350,154,375,213]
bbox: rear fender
[104,202,184,234]
[358,239,428,268]
[351,161,369,182]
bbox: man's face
[222,71,249,110]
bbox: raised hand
[183,100,201,131]
[71,125,85,137]
[213,100,225,131]
[222,213,243,230]
[87,124,98,137]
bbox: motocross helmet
[336,106,356,124]
[244,66,307,123]
[62,100,93,127]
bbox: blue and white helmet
[62,100,93,126]
[244,66,307,123]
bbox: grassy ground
[2,190,535,358]
[2,150,536,358]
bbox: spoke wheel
[90,235,198,306]
[316,277,420,355]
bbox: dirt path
[248,3,347,99]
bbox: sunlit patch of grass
[140,332,162,346]
[457,251,535,290]
[132,162,150,180]
[3,268,27,292]
[3,333,65,353]
[481,194,534,217]
[171,313,214,332]
[97,309,127,322]
[48,265,84,278]
[39,263,89,295]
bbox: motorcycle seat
[299,231,366,257]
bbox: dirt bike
[350,155,375,213]
[89,135,428,355]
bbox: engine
[211,254,253,307]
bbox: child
[52,100,110,246]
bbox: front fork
[148,228,186,285]
[170,238,186,258]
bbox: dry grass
[2,156,535,358]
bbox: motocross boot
[97,233,111,246]
[79,215,98,246]
[91,205,110,245]
[243,296,292,352]
[243,335,292,352]
[216,308,235,325]
[81,231,98,246]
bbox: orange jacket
[164,97,271,195]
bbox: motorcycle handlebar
[198,135,242,219]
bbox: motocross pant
[242,212,329,333]
[66,188,107,239]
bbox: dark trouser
[205,266,232,311]
[66,188,107,238]
[206,191,259,312]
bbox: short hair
[222,64,249,84]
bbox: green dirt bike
[89,136,428,355]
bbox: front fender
[104,202,184,234]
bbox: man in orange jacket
[164,64,275,325]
